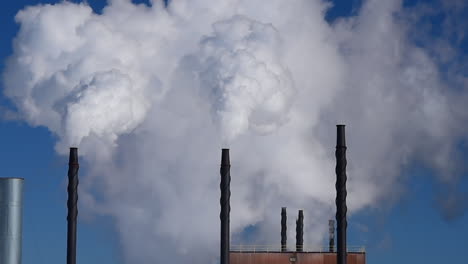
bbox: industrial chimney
[329,220,335,252]
[281,207,287,252]
[220,149,231,264]
[335,125,348,264]
[0,178,24,264]
[295,210,304,252]
[67,148,79,264]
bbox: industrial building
[230,252,365,264]
[227,209,366,264]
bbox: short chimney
[329,219,335,252]
[296,210,304,252]
[281,207,287,252]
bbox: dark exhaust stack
[281,207,287,252]
[335,125,348,264]
[67,148,79,264]
[295,210,304,252]
[329,220,335,252]
[220,149,231,264]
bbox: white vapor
[3,0,468,263]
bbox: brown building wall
[230,252,366,264]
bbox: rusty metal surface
[354,254,366,264]
[230,252,365,264]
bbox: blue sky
[1,0,467,263]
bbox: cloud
[2,0,468,263]
[184,15,296,141]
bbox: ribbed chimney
[0,178,24,264]
[220,149,231,264]
[295,210,304,252]
[329,219,335,252]
[67,148,79,264]
[281,207,287,252]
[335,125,348,264]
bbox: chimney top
[68,148,78,164]
[336,125,346,147]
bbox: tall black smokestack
[281,207,287,252]
[329,220,335,252]
[220,149,231,264]
[335,125,347,264]
[67,147,79,264]
[295,210,304,252]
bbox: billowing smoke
[3,0,468,263]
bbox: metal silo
[0,177,24,264]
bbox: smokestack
[220,149,231,264]
[335,125,348,264]
[67,148,79,264]
[281,207,287,252]
[295,210,304,252]
[329,220,335,252]
[0,178,24,264]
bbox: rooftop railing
[230,245,365,253]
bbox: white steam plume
[3,0,468,263]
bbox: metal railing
[230,245,366,253]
